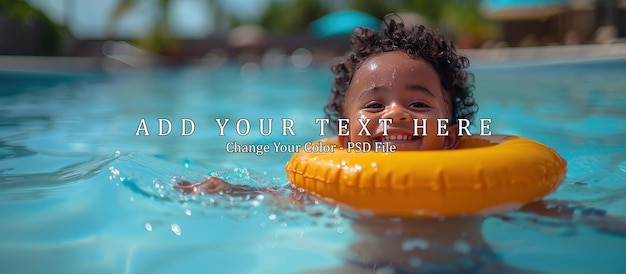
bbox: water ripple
[0,153,119,199]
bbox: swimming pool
[1,54,625,273]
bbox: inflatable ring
[285,135,567,217]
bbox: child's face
[339,51,459,151]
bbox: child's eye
[409,102,429,108]
[364,102,384,109]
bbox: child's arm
[173,176,269,196]
[173,176,318,208]
[507,200,626,236]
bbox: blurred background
[1,0,626,68]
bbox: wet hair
[324,19,478,134]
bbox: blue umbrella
[308,9,381,38]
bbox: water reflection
[343,216,500,273]
[103,153,626,273]
[160,172,533,272]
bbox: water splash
[109,154,347,231]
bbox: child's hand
[173,176,232,194]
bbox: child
[325,19,477,151]
[172,20,626,272]
[176,19,477,194]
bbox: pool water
[1,57,625,273]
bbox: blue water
[1,58,625,273]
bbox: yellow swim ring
[285,135,567,218]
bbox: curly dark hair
[323,19,478,134]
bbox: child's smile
[372,128,420,146]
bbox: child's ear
[443,124,461,149]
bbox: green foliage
[439,0,496,46]
[0,0,63,55]
[106,0,175,54]
[252,0,494,45]
[0,0,54,24]
[395,0,447,23]
[258,0,330,33]
[1,0,31,22]
[107,0,227,54]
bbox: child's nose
[381,104,411,122]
